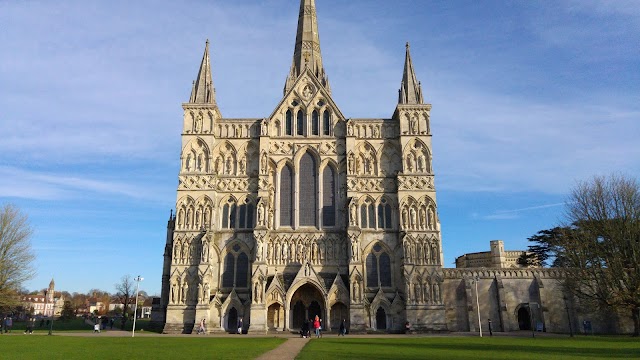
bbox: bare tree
[0,204,35,309]
[562,174,640,336]
[114,275,134,329]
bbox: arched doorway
[518,306,531,330]
[330,302,348,331]
[290,283,324,331]
[227,307,238,333]
[267,303,283,330]
[376,307,387,330]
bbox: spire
[284,0,330,94]
[49,278,55,289]
[398,42,423,105]
[189,40,216,104]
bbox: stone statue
[257,201,265,226]
[401,208,408,229]
[419,208,426,230]
[214,156,222,174]
[350,204,357,226]
[181,281,188,304]
[409,207,417,230]
[268,209,274,229]
[171,282,177,304]
[261,120,268,136]
[261,153,268,174]
[201,241,209,263]
[225,156,232,174]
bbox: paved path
[255,337,310,360]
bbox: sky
[1,0,638,296]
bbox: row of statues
[263,236,349,265]
[173,239,211,265]
[403,240,439,265]
[406,281,442,305]
[170,277,212,305]
[401,205,436,231]
[176,205,212,230]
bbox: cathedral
[154,0,632,335]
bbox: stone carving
[182,139,209,173]
[397,175,434,191]
[403,235,440,265]
[269,141,294,155]
[346,178,395,193]
[404,139,431,174]
[266,234,348,266]
[400,197,437,231]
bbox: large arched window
[322,166,336,227]
[286,110,293,136]
[222,244,249,288]
[299,152,317,227]
[323,110,331,135]
[280,164,293,227]
[312,110,319,136]
[377,198,393,229]
[296,110,305,136]
[366,243,392,288]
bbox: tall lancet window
[312,110,319,136]
[299,152,317,227]
[296,110,305,136]
[322,166,336,227]
[286,110,293,136]
[323,110,331,135]
[280,164,293,227]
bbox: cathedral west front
[154,0,631,335]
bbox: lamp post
[474,275,482,337]
[48,298,58,335]
[563,296,574,337]
[132,275,143,338]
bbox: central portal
[290,283,324,330]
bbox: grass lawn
[296,336,640,360]
[2,336,285,360]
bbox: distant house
[21,279,63,317]
[455,240,528,268]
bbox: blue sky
[1,0,638,295]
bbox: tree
[518,227,570,267]
[60,300,75,321]
[0,204,35,310]
[114,275,135,329]
[561,174,640,336]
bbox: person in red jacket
[313,315,321,338]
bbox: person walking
[339,319,346,336]
[313,316,321,338]
[5,316,12,333]
[237,317,243,334]
[197,318,206,334]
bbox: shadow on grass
[297,337,640,360]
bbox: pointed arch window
[222,244,249,288]
[377,198,393,229]
[280,164,293,227]
[299,152,317,227]
[322,166,336,227]
[323,110,331,135]
[360,199,375,228]
[366,243,392,288]
[221,199,237,229]
[286,110,293,136]
[296,110,305,136]
[312,110,319,136]
[238,198,254,229]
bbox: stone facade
[152,0,633,335]
[455,240,527,269]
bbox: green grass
[1,337,285,360]
[296,336,640,360]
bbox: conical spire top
[399,42,423,105]
[190,40,216,104]
[284,0,330,94]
